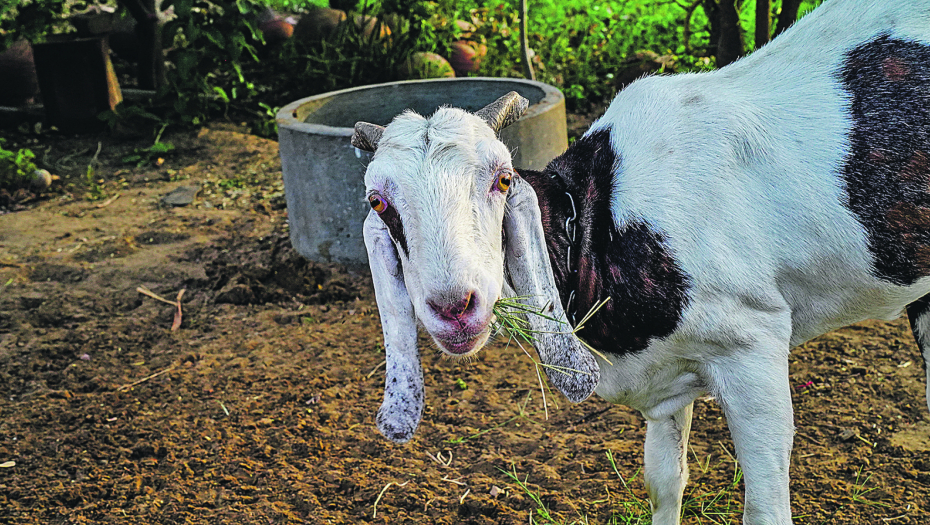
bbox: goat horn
[352,122,385,152]
[476,91,530,134]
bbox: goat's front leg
[707,348,794,525]
[364,212,424,443]
[644,401,693,525]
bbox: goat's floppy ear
[503,176,599,403]
[364,212,424,443]
[476,91,530,134]
[352,122,385,152]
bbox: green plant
[123,141,175,167]
[0,0,68,50]
[99,102,165,131]
[261,0,327,12]
[848,466,890,508]
[272,3,417,96]
[502,465,580,525]
[84,163,107,201]
[122,126,175,167]
[502,456,650,524]
[503,448,747,525]
[0,140,39,192]
[251,102,280,138]
[158,0,266,126]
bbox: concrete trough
[277,77,567,267]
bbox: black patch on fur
[381,205,409,257]
[840,35,930,285]
[519,128,691,356]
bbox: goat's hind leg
[905,294,930,413]
[644,401,694,525]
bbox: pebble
[161,186,200,207]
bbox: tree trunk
[716,0,744,67]
[702,0,720,54]
[755,0,770,48]
[519,0,535,81]
[117,0,165,91]
[774,0,802,37]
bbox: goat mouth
[435,327,490,357]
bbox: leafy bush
[271,8,417,96]
[7,0,830,132]
[0,140,39,192]
[0,0,68,50]
[160,0,267,126]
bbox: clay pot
[260,19,295,44]
[454,20,477,39]
[294,8,347,42]
[448,40,487,76]
[400,52,455,79]
[0,40,40,106]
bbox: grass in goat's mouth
[491,295,612,419]
[491,295,612,361]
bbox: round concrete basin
[277,77,567,267]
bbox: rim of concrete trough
[277,77,567,268]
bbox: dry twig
[117,364,178,391]
[372,481,409,518]
[137,286,186,331]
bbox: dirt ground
[1,124,929,525]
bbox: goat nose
[428,291,477,321]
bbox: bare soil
[1,126,929,524]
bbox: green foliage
[122,141,176,168]
[0,0,67,50]
[251,102,280,138]
[0,139,39,192]
[160,0,266,126]
[261,0,328,12]
[272,4,416,96]
[84,163,108,201]
[9,0,829,133]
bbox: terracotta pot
[449,40,487,76]
[400,52,455,79]
[0,40,40,106]
[260,19,295,44]
[293,8,346,42]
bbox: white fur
[362,0,930,523]
[365,108,513,355]
[591,1,930,523]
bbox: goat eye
[495,172,512,192]
[369,195,388,213]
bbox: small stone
[839,428,858,441]
[161,186,201,207]
[32,169,53,191]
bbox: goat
[351,1,930,523]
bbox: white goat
[351,1,930,523]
